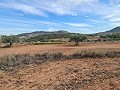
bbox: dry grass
[0,70,5,79]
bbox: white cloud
[109,18,120,22]
[109,0,120,5]
[102,0,120,23]
[18,14,24,16]
[64,23,90,27]
[103,14,120,25]
[0,0,119,16]
[0,18,60,26]
[0,1,47,17]
[46,28,57,32]
[0,17,65,33]
[89,19,104,23]
[111,22,120,27]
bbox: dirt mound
[0,58,120,90]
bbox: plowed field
[0,58,120,90]
[0,42,120,57]
[0,42,120,90]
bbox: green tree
[70,34,86,45]
[1,35,20,47]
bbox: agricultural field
[0,42,120,57]
[0,0,120,89]
[0,58,120,90]
[0,42,120,90]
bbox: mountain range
[18,30,69,37]
[18,26,120,37]
[98,26,120,34]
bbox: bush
[0,54,32,71]
[34,53,50,64]
[50,52,64,61]
[106,51,120,58]
[81,51,105,58]
[72,50,106,58]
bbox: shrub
[50,52,64,61]
[34,53,50,64]
[80,51,105,58]
[106,51,120,58]
[72,53,82,59]
[72,50,106,58]
[0,54,32,71]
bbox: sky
[0,0,120,35]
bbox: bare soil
[0,42,120,57]
[0,42,120,90]
[0,58,120,90]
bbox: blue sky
[0,0,120,35]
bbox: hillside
[18,30,69,38]
[98,26,120,34]
[105,26,120,33]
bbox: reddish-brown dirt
[0,42,120,57]
[0,42,120,90]
[0,58,120,90]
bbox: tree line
[0,33,120,47]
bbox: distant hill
[18,30,69,38]
[18,26,120,38]
[98,26,120,34]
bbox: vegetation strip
[0,51,120,71]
